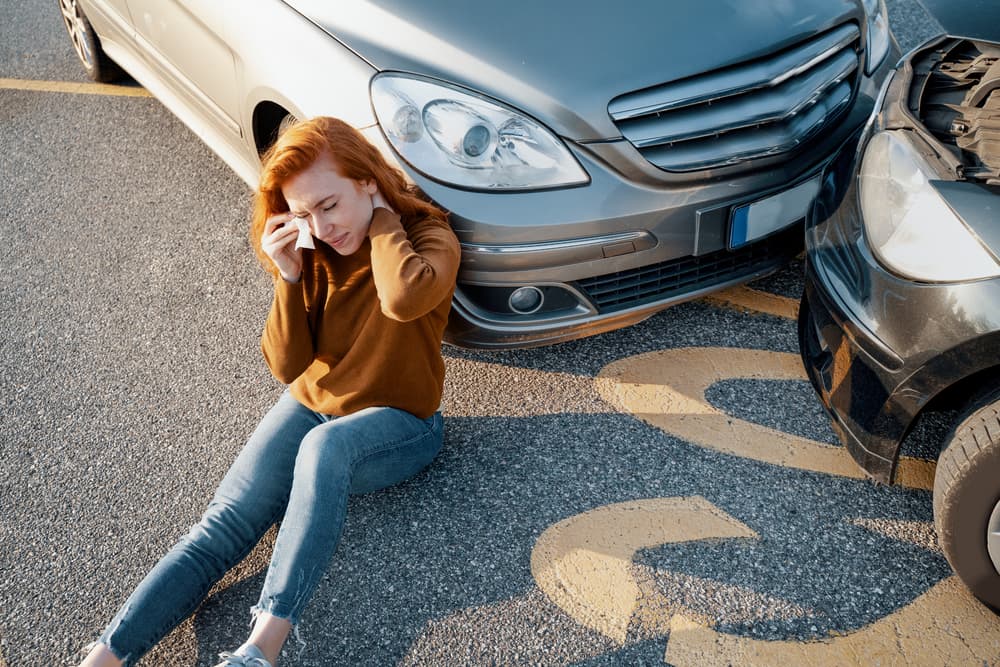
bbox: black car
[798,0,1000,610]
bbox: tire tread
[933,386,1000,610]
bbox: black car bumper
[799,125,1000,484]
[799,267,908,484]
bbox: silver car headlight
[859,130,1000,282]
[370,73,589,191]
[862,0,890,75]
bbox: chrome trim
[627,53,857,147]
[608,24,859,120]
[608,23,862,173]
[453,282,596,327]
[642,85,853,171]
[446,266,780,349]
[462,230,652,255]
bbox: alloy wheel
[59,0,94,70]
[989,499,1000,575]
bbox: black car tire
[59,0,123,83]
[933,385,1000,611]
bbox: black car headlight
[370,73,589,191]
[859,130,1000,282]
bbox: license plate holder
[729,176,821,249]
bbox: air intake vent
[609,23,861,172]
[576,226,801,313]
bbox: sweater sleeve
[368,208,461,322]
[260,276,315,384]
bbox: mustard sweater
[261,207,460,418]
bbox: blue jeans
[97,390,443,665]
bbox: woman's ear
[363,179,378,195]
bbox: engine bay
[910,39,1000,185]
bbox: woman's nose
[309,216,328,235]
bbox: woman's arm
[368,207,461,322]
[259,212,315,383]
[260,277,315,384]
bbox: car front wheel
[933,385,1000,611]
[58,0,122,82]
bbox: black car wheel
[933,385,1000,611]
[59,0,122,82]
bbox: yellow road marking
[702,286,800,320]
[531,499,1000,665]
[0,77,151,97]
[531,496,758,644]
[665,576,1000,666]
[595,347,935,489]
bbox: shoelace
[216,651,272,667]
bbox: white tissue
[292,217,315,250]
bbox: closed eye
[323,201,337,211]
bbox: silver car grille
[608,23,861,172]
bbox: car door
[125,0,242,138]
[96,0,131,24]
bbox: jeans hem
[250,605,308,658]
[89,637,133,667]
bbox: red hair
[251,116,446,274]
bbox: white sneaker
[213,643,273,667]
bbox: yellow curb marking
[664,575,1000,666]
[595,347,936,490]
[0,77,151,97]
[702,286,800,320]
[530,496,758,645]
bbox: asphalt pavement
[4,3,997,667]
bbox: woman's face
[282,152,377,256]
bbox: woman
[80,116,461,667]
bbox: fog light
[508,286,544,314]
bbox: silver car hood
[284,0,863,141]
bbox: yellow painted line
[531,499,1000,665]
[702,286,799,320]
[595,347,935,490]
[665,576,1000,666]
[0,77,151,97]
[531,496,758,645]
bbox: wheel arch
[251,101,294,157]
[891,333,1000,477]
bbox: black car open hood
[918,0,1000,43]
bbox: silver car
[61,0,897,348]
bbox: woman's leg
[246,407,444,661]
[82,391,321,667]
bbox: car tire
[59,0,123,83]
[933,385,1000,611]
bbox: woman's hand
[261,212,303,282]
[371,190,394,214]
